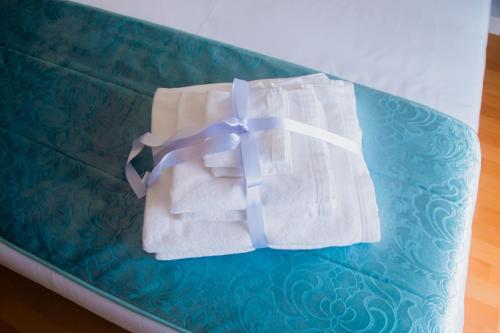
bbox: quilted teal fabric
[0,1,480,332]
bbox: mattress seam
[0,126,129,186]
[0,44,155,99]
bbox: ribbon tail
[232,78,268,249]
[240,132,268,248]
[247,116,362,156]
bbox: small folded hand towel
[203,86,292,177]
[169,83,335,221]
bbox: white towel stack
[143,74,380,260]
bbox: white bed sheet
[70,0,491,131]
[1,1,491,332]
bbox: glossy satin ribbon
[125,78,363,248]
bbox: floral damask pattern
[0,1,480,332]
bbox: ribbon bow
[126,79,362,249]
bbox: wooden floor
[0,35,499,333]
[0,264,126,333]
[464,33,500,333]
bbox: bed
[0,0,489,332]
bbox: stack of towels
[143,73,380,260]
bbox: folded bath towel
[142,74,380,260]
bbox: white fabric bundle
[143,74,380,260]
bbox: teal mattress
[0,0,480,332]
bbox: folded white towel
[142,74,380,260]
[203,86,292,177]
[170,84,335,220]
